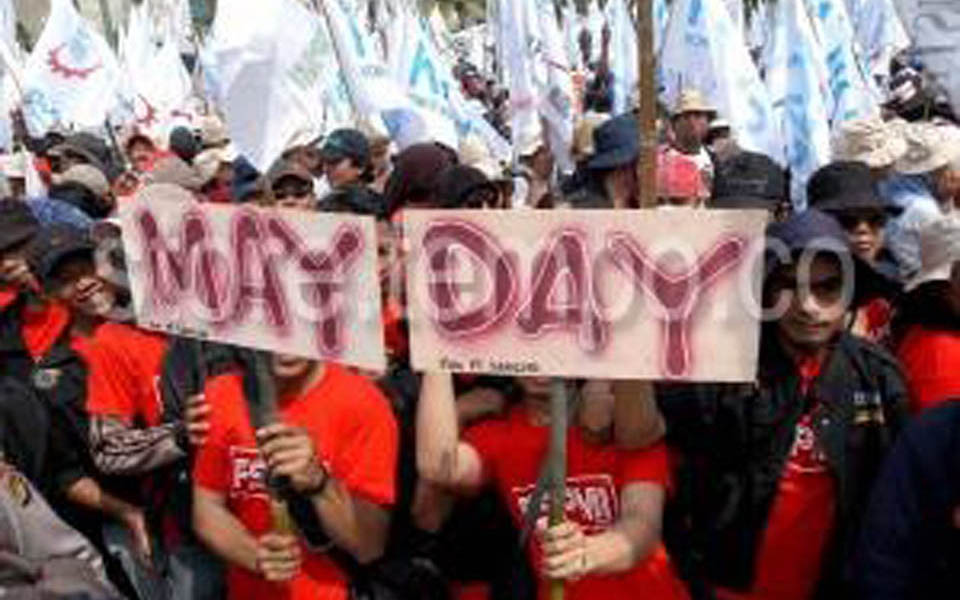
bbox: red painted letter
[516,230,607,352]
[422,220,517,338]
[608,234,746,377]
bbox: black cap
[27,224,95,290]
[712,151,787,210]
[321,129,370,166]
[169,127,200,164]
[807,161,899,215]
[0,199,39,254]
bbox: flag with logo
[661,0,784,164]
[847,0,909,90]
[21,0,128,136]
[766,0,832,208]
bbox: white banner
[120,186,386,371]
[404,209,767,381]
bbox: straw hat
[832,116,908,169]
[672,89,717,118]
[908,215,960,291]
[894,123,960,175]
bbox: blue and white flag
[495,0,543,158]
[803,0,878,125]
[21,0,127,136]
[654,0,670,53]
[661,0,784,164]
[536,0,575,172]
[766,0,833,209]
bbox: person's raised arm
[416,372,485,489]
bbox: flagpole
[636,0,656,209]
[548,378,568,600]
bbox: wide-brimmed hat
[53,164,111,199]
[200,115,230,148]
[671,89,717,119]
[266,159,313,188]
[321,128,371,166]
[908,215,960,291]
[459,135,506,181]
[807,161,900,216]
[893,123,960,175]
[832,116,908,169]
[587,113,640,170]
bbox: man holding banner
[192,355,398,600]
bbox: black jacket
[855,402,960,599]
[657,330,909,599]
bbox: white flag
[536,0,575,173]
[803,0,878,125]
[205,0,336,170]
[766,0,833,209]
[661,0,784,164]
[496,0,543,157]
[121,4,192,139]
[22,0,127,136]
[604,0,637,116]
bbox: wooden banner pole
[637,0,657,209]
[548,378,569,600]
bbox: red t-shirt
[0,288,70,361]
[717,359,836,600]
[193,365,399,600]
[898,326,960,413]
[83,322,169,426]
[463,405,689,600]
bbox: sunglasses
[835,211,886,230]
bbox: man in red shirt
[657,210,908,599]
[0,200,71,379]
[192,355,398,600]
[417,373,689,600]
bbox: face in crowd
[47,254,119,318]
[128,138,156,173]
[767,253,850,352]
[672,111,711,150]
[832,208,887,265]
[271,175,316,211]
[322,153,364,189]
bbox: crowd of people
[0,31,959,600]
